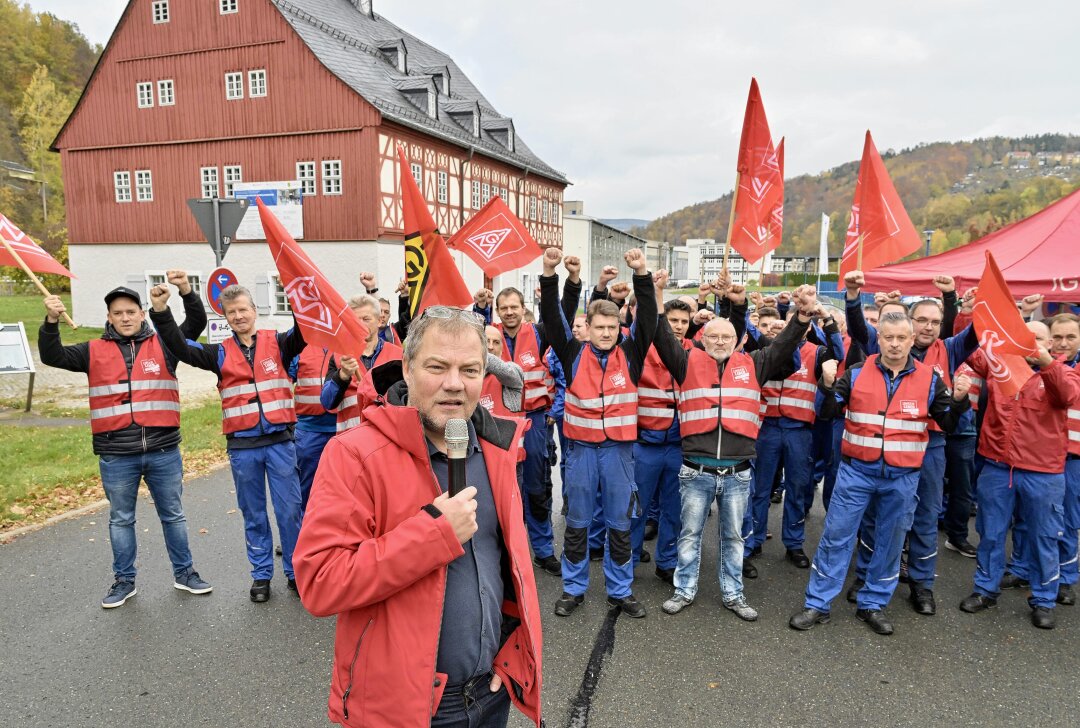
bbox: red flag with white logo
[837,131,922,287]
[0,213,74,277]
[972,251,1036,396]
[766,137,785,247]
[258,198,369,356]
[446,195,543,278]
[397,147,473,317]
[730,78,783,265]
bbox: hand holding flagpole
[0,236,77,329]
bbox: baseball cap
[104,286,143,308]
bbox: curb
[0,498,109,545]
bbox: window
[157,79,174,106]
[220,0,238,13]
[551,203,560,226]
[296,162,316,196]
[146,273,166,304]
[481,182,490,205]
[471,180,481,209]
[223,165,242,197]
[114,171,131,203]
[270,274,291,314]
[152,0,169,24]
[200,167,219,199]
[186,273,203,305]
[410,162,422,188]
[542,200,549,224]
[437,171,448,204]
[248,69,267,98]
[322,160,342,195]
[529,197,537,221]
[499,187,508,204]
[225,72,244,100]
[136,82,154,108]
[135,170,153,202]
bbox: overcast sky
[28,0,1080,220]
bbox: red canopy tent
[862,187,1080,302]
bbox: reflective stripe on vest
[677,349,762,439]
[87,336,181,433]
[1069,408,1080,455]
[761,342,818,424]
[501,323,553,412]
[479,373,527,461]
[562,346,638,443]
[294,347,331,416]
[921,340,952,432]
[840,354,935,468]
[637,345,678,431]
[217,333,297,434]
[333,343,403,433]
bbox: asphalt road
[2,463,1077,728]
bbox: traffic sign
[206,267,238,317]
[186,198,249,265]
[207,318,233,344]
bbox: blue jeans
[673,464,752,603]
[98,446,193,581]
[295,428,333,515]
[431,682,511,728]
[228,441,303,581]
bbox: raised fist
[932,275,955,293]
[395,278,408,297]
[698,281,712,299]
[43,294,66,323]
[727,283,746,306]
[1019,293,1044,315]
[777,290,792,305]
[166,270,191,295]
[761,295,778,308]
[150,283,171,311]
[563,255,582,280]
[845,271,865,296]
[653,269,670,291]
[693,309,715,325]
[793,285,817,315]
[338,355,360,381]
[473,288,493,308]
[609,281,631,301]
[359,271,377,292]
[952,372,971,401]
[624,248,646,272]
[598,265,619,288]
[821,359,839,388]
[543,246,562,274]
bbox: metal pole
[923,229,934,257]
[212,197,223,267]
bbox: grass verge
[0,293,105,346]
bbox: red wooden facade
[55,0,566,246]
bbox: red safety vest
[87,336,180,434]
[294,346,331,416]
[920,339,952,433]
[500,322,553,412]
[762,341,819,424]
[479,374,528,462]
[380,325,401,346]
[1068,361,1080,457]
[637,345,679,431]
[218,332,297,435]
[334,343,403,433]
[677,349,763,440]
[841,354,935,469]
[563,346,638,443]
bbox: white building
[561,201,650,310]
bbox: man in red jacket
[293,308,542,728]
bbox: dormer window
[446,101,480,138]
[397,77,436,119]
[378,39,408,73]
[483,118,515,152]
[421,65,451,96]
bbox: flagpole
[722,171,741,274]
[855,232,865,272]
[0,237,77,329]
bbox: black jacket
[38,291,207,456]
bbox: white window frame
[481,182,490,205]
[437,170,448,204]
[248,69,267,98]
[157,79,175,106]
[322,160,342,195]
[136,82,154,108]
[185,272,205,309]
[499,187,508,204]
[541,200,549,224]
[296,161,316,196]
[223,165,242,197]
[219,0,239,14]
[114,171,132,203]
[200,167,219,199]
[225,72,244,100]
[270,273,292,315]
[145,271,167,306]
[529,197,537,221]
[410,162,423,189]
[471,180,481,209]
[135,170,153,202]
[152,0,169,24]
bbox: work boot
[654,566,675,585]
[639,549,652,564]
[1057,583,1076,606]
[856,608,894,635]
[898,555,910,584]
[788,608,830,631]
[554,592,584,617]
[723,597,759,622]
[908,583,936,615]
[608,594,646,618]
[643,520,658,541]
[742,558,758,580]
[785,549,810,569]
[1031,606,1056,629]
[846,578,865,604]
[101,580,137,609]
[250,579,271,603]
[533,555,562,576]
[999,573,1030,590]
[661,594,693,615]
[589,546,605,562]
[959,592,997,613]
[287,578,300,596]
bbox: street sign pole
[213,197,222,266]
[187,198,249,265]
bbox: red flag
[766,137,785,247]
[0,213,74,277]
[397,147,472,317]
[446,195,542,278]
[837,131,922,288]
[729,78,783,265]
[258,198,369,356]
[971,251,1036,396]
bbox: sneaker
[945,538,977,558]
[724,597,759,622]
[608,594,646,618]
[554,592,584,617]
[250,579,271,603]
[533,555,562,576]
[173,569,213,595]
[662,594,693,615]
[101,580,137,609]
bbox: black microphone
[445,418,469,496]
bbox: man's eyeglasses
[421,306,486,326]
[912,317,942,328]
[702,334,736,344]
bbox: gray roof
[272,0,568,184]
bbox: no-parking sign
[206,267,238,316]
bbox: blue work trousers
[294,428,333,515]
[745,419,814,551]
[228,441,302,581]
[942,434,977,543]
[973,461,1065,609]
[631,441,681,570]
[561,441,637,599]
[98,446,193,581]
[805,459,920,612]
[822,418,845,511]
[521,410,555,559]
